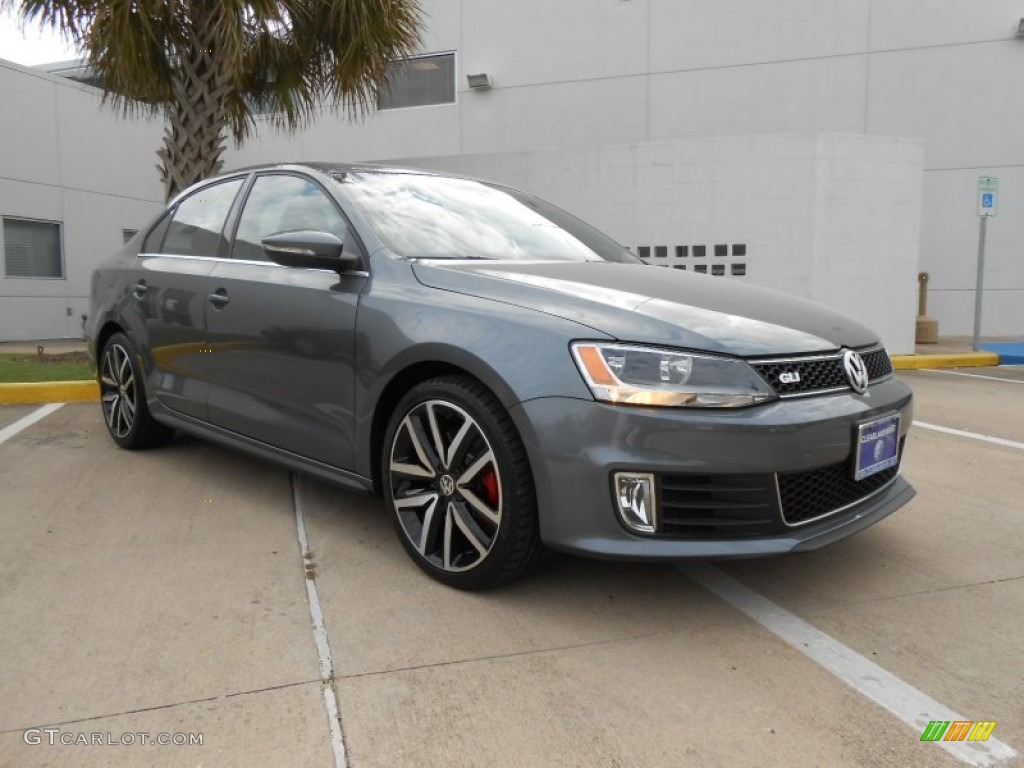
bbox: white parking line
[0,403,64,446]
[914,421,1024,451]
[682,564,1019,767]
[919,369,1024,385]
[292,475,347,768]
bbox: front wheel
[382,376,547,589]
[99,332,174,450]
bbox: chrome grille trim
[748,345,892,399]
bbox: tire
[382,375,548,589]
[98,332,175,450]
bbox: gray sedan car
[87,162,915,589]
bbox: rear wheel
[382,376,547,589]
[99,332,174,449]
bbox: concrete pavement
[1,368,1022,766]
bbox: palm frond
[6,0,423,197]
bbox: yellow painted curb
[891,352,1000,370]
[0,380,99,405]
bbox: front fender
[352,257,609,478]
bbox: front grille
[862,348,894,380]
[657,473,780,538]
[652,438,903,536]
[749,346,892,398]
[751,357,848,396]
[777,456,901,526]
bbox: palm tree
[6,0,422,200]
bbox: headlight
[571,342,776,408]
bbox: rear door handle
[131,281,148,299]
[207,288,230,309]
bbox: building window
[3,217,63,278]
[378,53,456,110]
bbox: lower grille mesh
[777,459,900,526]
[654,441,904,535]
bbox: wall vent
[634,243,748,277]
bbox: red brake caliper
[480,465,499,508]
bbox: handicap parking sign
[978,177,998,217]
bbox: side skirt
[151,402,376,495]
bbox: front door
[204,173,364,469]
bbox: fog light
[614,472,657,533]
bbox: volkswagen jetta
[86,163,915,589]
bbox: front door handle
[208,288,230,309]
[131,281,148,299]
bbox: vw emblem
[439,475,455,497]
[842,350,869,394]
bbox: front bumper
[509,376,915,560]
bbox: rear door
[128,177,245,419]
[204,172,366,469]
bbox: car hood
[411,260,878,357]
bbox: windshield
[335,171,639,263]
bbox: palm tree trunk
[156,18,233,201]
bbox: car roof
[168,161,460,207]
[225,161,447,177]
[171,161,511,208]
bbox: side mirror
[262,230,362,273]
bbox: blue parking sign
[978,177,999,217]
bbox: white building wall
[394,133,923,354]
[229,0,1024,337]
[0,59,164,341]
[2,0,1019,341]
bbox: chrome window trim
[137,251,367,276]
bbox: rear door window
[161,178,244,257]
